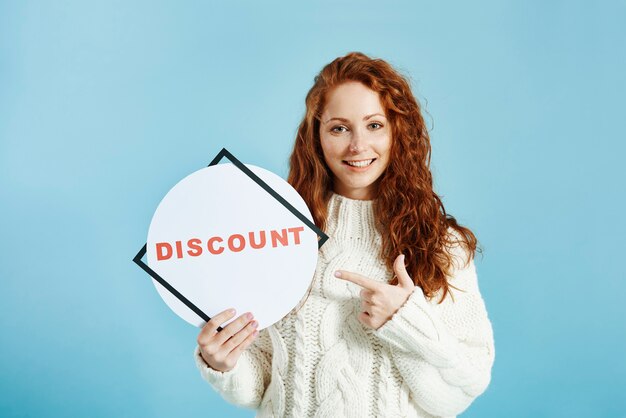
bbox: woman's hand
[335,254,414,330]
[197,309,259,372]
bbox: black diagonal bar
[133,148,328,329]
[133,244,212,322]
[207,147,228,167]
[210,148,329,248]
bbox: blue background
[1,1,624,417]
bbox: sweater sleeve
[373,250,495,417]
[193,326,273,409]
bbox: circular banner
[146,163,319,329]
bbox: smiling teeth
[346,159,374,167]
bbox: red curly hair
[288,51,481,303]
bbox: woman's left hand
[335,254,415,330]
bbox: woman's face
[319,81,391,200]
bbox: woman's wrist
[199,349,232,373]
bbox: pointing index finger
[335,270,382,291]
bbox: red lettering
[156,242,173,261]
[248,230,266,249]
[271,228,289,247]
[156,226,305,260]
[228,234,245,252]
[288,226,304,245]
[187,238,202,256]
[207,237,224,254]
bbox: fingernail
[334,271,342,278]
[246,312,253,320]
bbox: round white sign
[146,163,319,329]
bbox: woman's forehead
[321,83,386,120]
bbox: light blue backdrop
[1,1,624,417]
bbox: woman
[194,52,495,417]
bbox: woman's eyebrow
[364,113,386,120]
[323,113,387,124]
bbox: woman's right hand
[197,308,259,373]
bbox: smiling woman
[193,52,495,418]
[319,81,391,201]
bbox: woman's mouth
[343,158,376,168]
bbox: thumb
[393,254,414,289]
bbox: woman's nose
[349,130,366,153]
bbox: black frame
[132,148,328,330]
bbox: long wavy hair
[288,52,481,303]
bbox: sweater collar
[326,193,380,244]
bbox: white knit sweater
[194,193,495,417]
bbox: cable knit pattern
[194,193,495,417]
